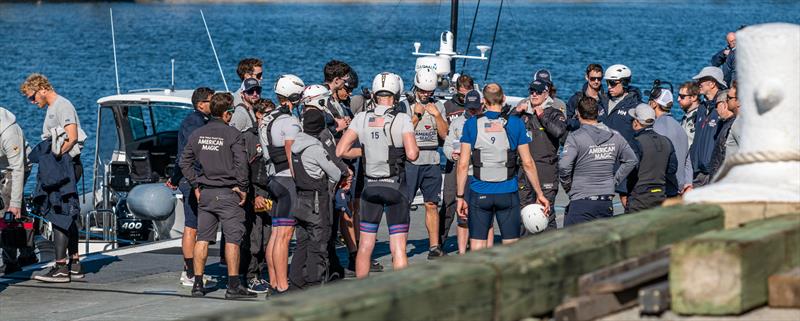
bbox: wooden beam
[191,204,724,321]
[769,267,800,308]
[670,215,800,315]
[585,258,669,294]
[554,290,638,321]
[578,247,668,295]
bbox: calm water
[1,1,798,191]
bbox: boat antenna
[461,0,481,72]
[200,10,229,92]
[110,8,121,95]
[483,0,503,82]
[171,58,175,92]
[449,0,459,77]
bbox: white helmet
[414,67,438,91]
[274,74,305,102]
[372,72,403,97]
[604,64,632,81]
[301,84,331,109]
[521,204,548,234]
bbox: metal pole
[450,0,459,78]
[110,8,121,95]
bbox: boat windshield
[126,103,193,141]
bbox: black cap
[243,78,261,92]
[534,69,553,86]
[464,90,482,110]
[529,80,549,94]
[302,108,326,136]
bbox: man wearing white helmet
[405,67,449,259]
[600,64,643,208]
[336,72,419,278]
[260,74,304,294]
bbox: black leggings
[53,223,79,262]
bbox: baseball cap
[534,69,553,86]
[692,66,726,89]
[243,78,262,92]
[464,90,482,110]
[628,103,656,125]
[652,89,673,110]
[528,80,549,94]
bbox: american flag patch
[484,121,503,132]
[368,117,384,127]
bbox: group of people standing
[0,30,741,301]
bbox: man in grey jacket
[0,106,34,274]
[559,96,637,226]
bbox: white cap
[628,103,656,125]
[653,89,673,109]
[692,66,726,88]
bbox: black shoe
[69,261,85,279]
[225,284,257,299]
[33,264,70,283]
[427,245,447,260]
[192,280,211,297]
[265,286,290,299]
[3,263,21,275]
[370,259,384,272]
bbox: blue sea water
[0,1,798,192]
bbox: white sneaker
[180,271,217,288]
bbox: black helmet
[344,70,359,91]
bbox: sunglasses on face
[245,88,262,96]
[727,95,738,102]
[588,77,603,82]
[226,107,236,114]
[678,94,694,99]
[529,89,545,96]
[607,80,622,87]
[254,72,263,79]
[27,91,37,102]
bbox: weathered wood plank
[586,257,669,294]
[639,280,670,315]
[554,290,638,321]
[193,204,724,321]
[769,267,800,308]
[670,215,800,315]
[577,247,669,295]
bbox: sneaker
[181,272,217,288]
[247,278,271,294]
[370,259,384,272]
[266,287,289,299]
[33,265,70,283]
[191,280,211,297]
[225,284,257,300]
[427,246,447,260]
[69,261,85,279]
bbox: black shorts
[178,181,198,229]
[197,188,245,245]
[564,198,614,227]
[467,190,520,240]
[404,163,442,203]
[359,181,410,235]
[268,176,297,227]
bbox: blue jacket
[689,97,721,175]
[28,140,79,231]
[711,48,736,87]
[565,82,608,131]
[601,86,642,194]
[169,110,208,186]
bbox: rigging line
[460,0,481,72]
[200,10,229,92]
[436,0,442,30]
[110,8,120,95]
[484,0,504,81]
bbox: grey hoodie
[291,132,342,184]
[0,107,29,209]
[558,122,638,200]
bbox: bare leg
[356,232,376,279]
[193,241,209,277]
[456,224,469,254]
[487,226,495,248]
[266,232,276,287]
[470,239,487,251]
[271,226,294,291]
[225,242,240,277]
[388,233,408,270]
[182,227,197,265]
[424,202,439,248]
[340,212,358,253]
[501,238,518,245]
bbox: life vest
[471,115,518,182]
[361,108,406,180]
[262,107,292,174]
